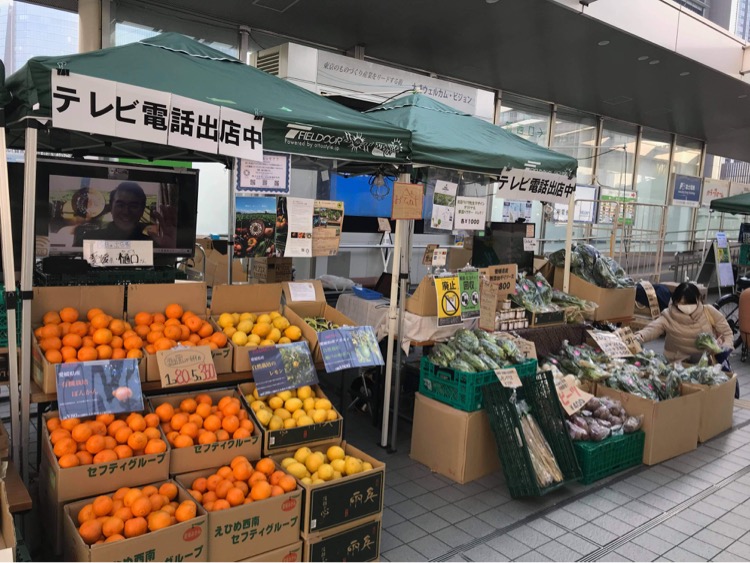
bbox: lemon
[239,312,254,322]
[294,447,312,464]
[223,326,237,338]
[297,386,313,400]
[305,453,324,473]
[277,390,293,402]
[268,415,283,431]
[244,344,258,350]
[333,471,343,480]
[312,409,327,424]
[236,320,253,334]
[257,314,272,325]
[255,409,272,427]
[252,388,260,400]
[281,457,296,469]
[268,396,284,410]
[287,462,308,479]
[285,398,303,413]
[278,337,292,344]
[274,407,291,420]
[259,339,275,347]
[292,409,306,421]
[300,477,312,485]
[273,317,290,331]
[317,464,334,481]
[303,398,316,411]
[269,311,281,320]
[248,334,261,345]
[331,459,345,473]
[344,457,364,476]
[268,328,282,343]
[283,418,297,429]
[284,326,302,341]
[252,323,272,338]
[312,478,325,485]
[327,410,338,421]
[231,331,248,346]
[327,445,346,461]
[362,462,373,472]
[315,398,332,411]
[249,400,265,413]
[218,313,235,329]
[297,415,314,427]
[231,313,241,325]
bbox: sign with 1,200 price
[157,346,217,388]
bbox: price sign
[480,264,517,300]
[615,327,642,354]
[587,330,632,358]
[377,218,392,232]
[157,346,217,388]
[83,240,154,267]
[432,248,448,267]
[496,333,537,360]
[495,367,522,388]
[555,377,593,416]
[454,196,486,230]
[523,238,539,252]
[479,280,498,331]
[391,182,424,220]
[422,244,439,266]
[249,341,318,396]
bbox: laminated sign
[434,276,462,326]
[458,270,480,320]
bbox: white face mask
[679,304,698,315]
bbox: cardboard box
[239,383,343,455]
[0,421,9,460]
[302,516,381,563]
[174,466,302,561]
[281,280,357,365]
[410,393,501,484]
[127,282,233,381]
[30,285,146,393]
[188,238,248,287]
[148,388,261,474]
[683,374,737,443]
[405,276,437,317]
[240,540,303,562]
[62,480,208,563]
[0,482,16,561]
[41,410,170,553]
[252,257,294,283]
[553,267,636,321]
[271,441,385,537]
[210,283,286,373]
[596,386,701,465]
[445,248,473,270]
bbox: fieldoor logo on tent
[284,124,399,158]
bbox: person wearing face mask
[635,281,734,364]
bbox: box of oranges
[62,480,208,562]
[40,410,171,553]
[239,383,343,456]
[126,282,233,381]
[174,455,302,561]
[148,389,261,474]
[31,286,147,393]
[209,283,308,373]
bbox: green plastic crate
[482,371,581,498]
[574,430,645,485]
[419,356,538,412]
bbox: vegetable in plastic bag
[696,333,723,355]
[566,420,589,441]
[588,421,611,442]
[623,415,644,433]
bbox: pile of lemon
[217,311,303,350]
[281,445,373,485]
[244,385,338,430]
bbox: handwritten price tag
[587,330,632,358]
[554,377,593,416]
[495,368,522,388]
[157,345,218,388]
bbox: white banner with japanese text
[494,169,576,205]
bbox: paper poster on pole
[312,200,344,257]
[283,197,313,257]
[702,179,730,208]
[454,196,487,230]
[391,182,424,220]
[431,180,457,230]
[670,174,703,208]
[237,154,291,194]
[598,188,636,225]
[479,280,498,331]
[458,270,480,320]
[716,232,735,288]
[434,276,462,326]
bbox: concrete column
[79,0,102,53]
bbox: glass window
[665,137,703,253]
[498,93,551,147]
[672,136,702,177]
[551,107,597,184]
[636,129,671,205]
[598,120,637,191]
[0,1,78,75]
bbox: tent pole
[20,125,38,482]
[0,110,21,470]
[563,195,575,293]
[228,160,236,285]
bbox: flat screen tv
[17,159,200,259]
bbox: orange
[212,499,230,511]
[249,471,267,486]
[153,313,166,324]
[240,419,253,431]
[128,414,147,432]
[141,485,158,497]
[103,436,117,450]
[69,321,89,337]
[255,458,275,477]
[279,475,297,493]
[165,431,179,446]
[54,437,77,458]
[187,489,203,503]
[71,423,93,443]
[203,415,221,433]
[215,480,233,500]
[234,481,249,496]
[58,453,80,468]
[221,399,240,417]
[104,534,125,544]
[233,462,252,482]
[191,477,208,493]
[134,325,150,339]
[195,393,212,406]
[89,420,107,436]
[198,322,213,338]
[92,328,113,345]
[175,501,196,522]
[198,431,217,445]
[154,337,174,352]
[146,331,163,344]
[78,346,98,362]
[112,348,127,360]
[121,329,137,341]
[134,312,153,327]
[40,337,62,352]
[230,455,250,469]
[185,316,203,334]
[144,414,160,428]
[123,335,144,351]
[164,318,181,327]
[155,403,174,423]
[187,334,201,345]
[123,488,143,508]
[148,494,166,512]
[93,449,118,464]
[110,335,124,350]
[195,402,211,419]
[269,470,285,486]
[271,485,284,497]
[45,349,63,364]
[159,482,178,501]
[179,325,190,341]
[78,504,96,524]
[85,435,105,455]
[91,314,112,330]
[150,322,166,334]
[61,346,78,361]
[217,466,233,480]
[58,322,71,336]
[250,481,272,501]
[59,307,79,323]
[173,435,194,448]
[144,439,167,454]
[210,332,228,348]
[96,345,113,360]
[180,398,198,414]
[170,413,189,431]
[114,426,133,445]
[165,303,184,320]
[43,310,62,325]
[216,429,230,442]
[179,422,199,439]
[130,496,152,518]
[49,427,70,444]
[82,335,96,348]
[107,420,127,437]
[93,495,114,517]
[126,349,143,360]
[127,432,148,451]
[123,517,147,538]
[46,417,62,432]
[226,488,245,507]
[79,520,103,545]
[147,510,171,532]
[76,451,94,465]
[62,333,83,349]
[38,324,60,340]
[61,417,81,431]
[108,319,126,336]
[113,445,133,459]
[96,413,115,426]
[163,325,182,341]
[102,516,124,538]
[87,308,105,322]
[206,475,222,492]
[222,415,239,434]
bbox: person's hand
[151,204,178,248]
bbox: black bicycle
[713,276,750,358]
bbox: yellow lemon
[294,447,312,463]
[268,396,284,410]
[315,398,332,411]
[252,323,272,338]
[223,326,237,338]
[292,409,306,421]
[331,459,345,473]
[231,313,241,325]
[259,339,275,347]
[269,311,281,320]
[362,462,373,472]
[287,462,308,480]
[273,317,290,331]
[297,386,313,400]
[312,409,327,424]
[249,400,265,413]
[236,320,253,334]
[256,314,272,325]
[239,312,254,322]
[284,326,302,341]
[246,334,260,345]
[303,398,316,412]
[244,343,258,350]
[333,471,343,480]
[217,313,235,329]
[255,409,272,427]
[305,453,324,473]
[278,337,292,344]
[327,410,338,422]
[283,418,297,429]
[285,398,303,413]
[231,331,248,346]
[297,415,314,427]
[317,464,334,481]
[344,457,363,476]
[281,457,296,469]
[274,408,291,421]
[268,415,284,431]
[326,445,345,462]
[300,477,312,485]
[268,328,282,343]
[277,390,293,402]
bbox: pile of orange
[186,455,296,512]
[154,393,254,449]
[76,482,198,545]
[132,304,228,355]
[35,307,145,365]
[47,412,168,468]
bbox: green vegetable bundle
[428,329,527,372]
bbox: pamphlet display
[248,342,318,397]
[431,180,458,230]
[318,327,385,372]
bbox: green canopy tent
[2,33,412,476]
[709,192,750,215]
[364,93,578,449]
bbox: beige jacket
[636,302,733,362]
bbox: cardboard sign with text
[555,377,594,416]
[377,217,392,232]
[495,367,522,388]
[479,280,498,331]
[480,264,517,302]
[587,330,632,358]
[157,345,218,388]
[639,280,661,319]
[495,332,537,360]
[391,182,424,220]
[616,327,643,354]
